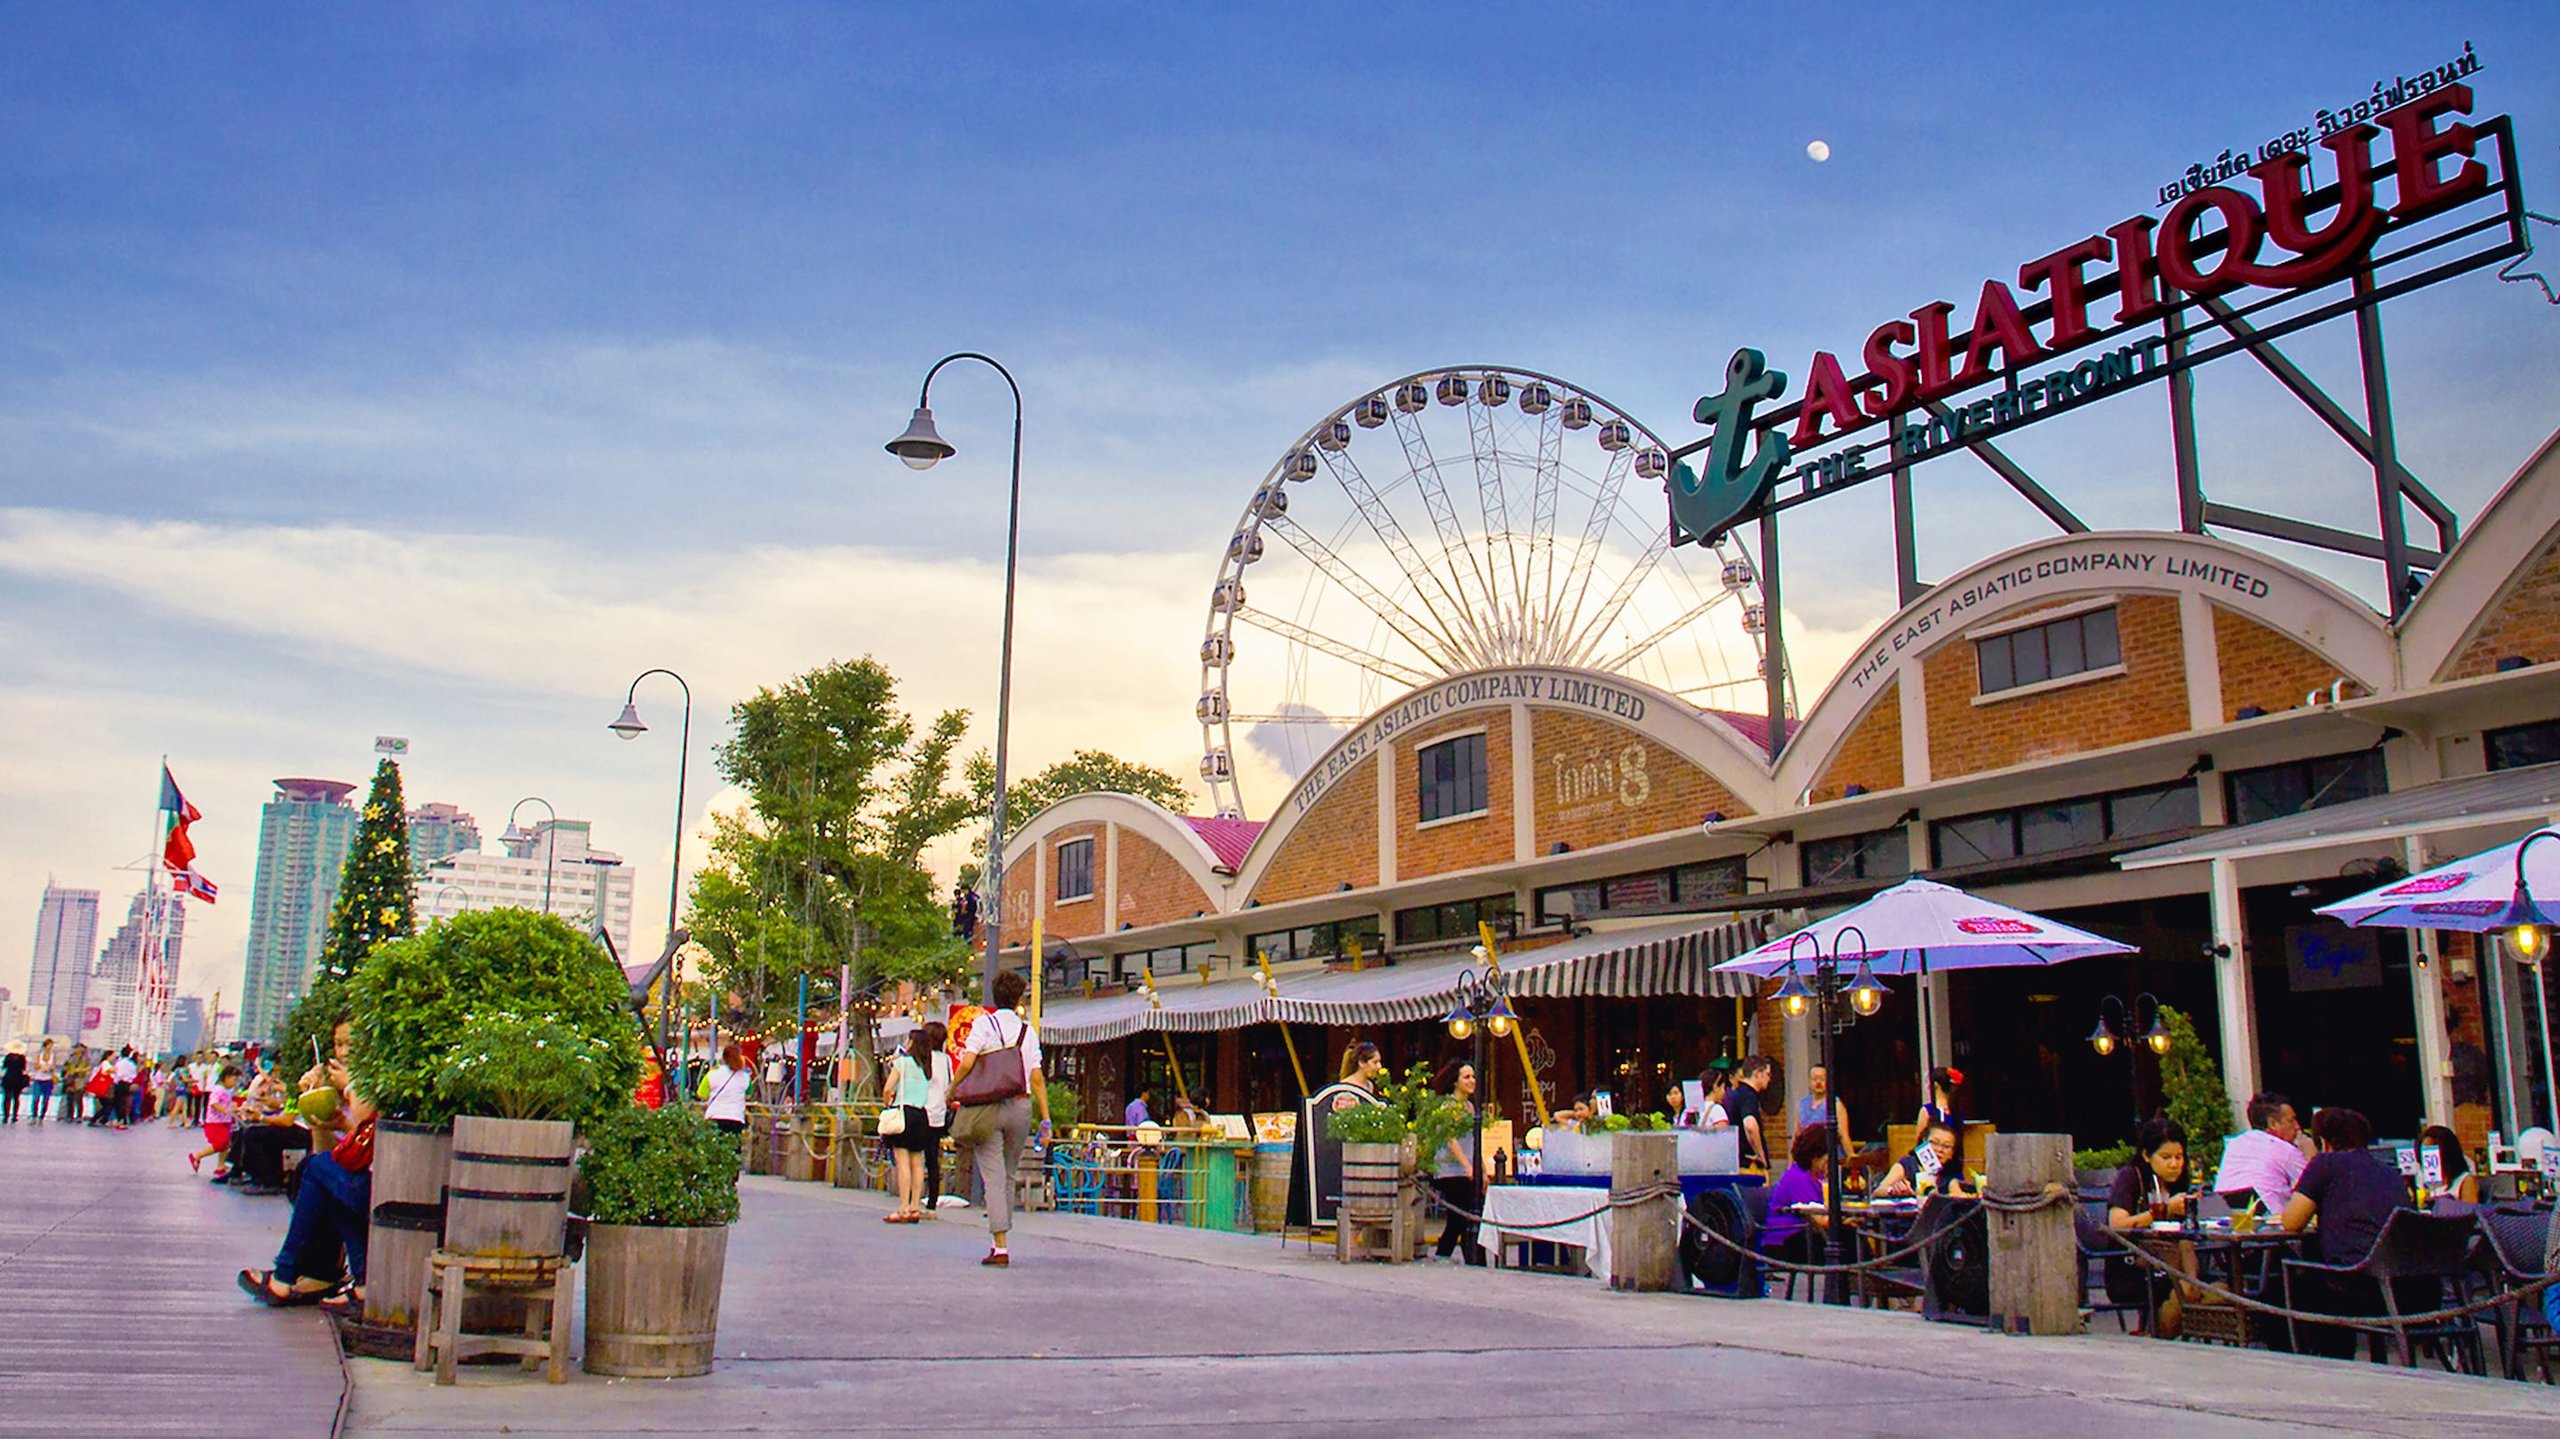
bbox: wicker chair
[2281,1209,2482,1372]
[2475,1204,2557,1382]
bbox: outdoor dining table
[2120,1220,2302,1343]
[1481,1182,1680,1278]
[1787,1199,1928,1306]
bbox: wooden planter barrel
[1338,1141,1404,1219]
[365,1120,454,1329]
[583,1223,729,1377]
[445,1116,575,1259]
[1249,1143,1290,1232]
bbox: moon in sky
[1807,140,1831,162]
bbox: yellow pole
[1257,951,1309,1100]
[1162,1033,1189,1102]
[1028,914,1044,1025]
[1478,922,1552,1129]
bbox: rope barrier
[2090,1226,2557,1334]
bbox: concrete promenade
[7,1123,2556,1436]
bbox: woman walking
[29,1040,58,1125]
[882,1030,933,1223]
[920,1020,953,1213]
[1430,1060,1486,1265]
[1,1044,27,1123]
[701,1043,752,1136]
[949,972,1051,1268]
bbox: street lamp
[500,795,558,915]
[430,883,467,924]
[2496,830,2560,1133]
[2089,991,2172,1125]
[1770,926,1883,1306]
[885,351,1025,1001]
[1442,948,1516,1218]
[610,668,692,1075]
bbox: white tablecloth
[1481,1184,1622,1277]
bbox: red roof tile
[1702,708,1796,753]
[1181,816,1263,870]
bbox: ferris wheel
[1196,365,1782,820]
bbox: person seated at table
[2215,1091,2309,1210]
[1759,1123,1833,1265]
[2105,1118,2195,1338]
[1551,1094,1598,1132]
[1872,1121,1971,1199]
[226,1057,310,1193]
[2278,1105,2427,1359]
[2419,1124,2478,1205]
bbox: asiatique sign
[1671,81,2518,545]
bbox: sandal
[189,1153,202,1173]
[320,1285,366,1313]
[237,1268,330,1307]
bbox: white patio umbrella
[1715,876,2138,1088]
[2318,828,2560,1132]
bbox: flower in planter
[435,1011,624,1126]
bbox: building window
[1248,916,1383,964]
[2224,751,2387,826]
[1975,606,2121,695]
[1417,732,1489,823]
[1394,893,1515,948]
[1932,780,2200,868]
[1537,859,1746,924]
[1113,941,1213,980]
[1801,828,1913,887]
[1055,838,1094,902]
[2485,720,2560,772]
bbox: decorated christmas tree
[321,757,417,983]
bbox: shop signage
[2288,921,2382,992]
[1671,81,2516,545]
[1292,668,1657,815]
[1839,536,2312,696]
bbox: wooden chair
[413,1248,572,1385]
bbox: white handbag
[878,1106,907,1137]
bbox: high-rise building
[0,986,17,1044]
[406,802,481,873]
[25,882,101,1040]
[169,996,208,1053]
[238,777,358,1040]
[416,819,637,963]
[94,888,186,1052]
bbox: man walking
[1726,1055,1776,1170]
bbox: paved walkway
[348,1174,2558,1438]
[10,1125,2556,1437]
[0,1116,345,1439]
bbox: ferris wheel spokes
[1545,443,1639,664]
[1524,401,1568,656]
[1233,605,1436,690]
[1260,512,1463,672]
[1319,443,1488,665]
[1559,522,1674,669]
[1387,403,1504,656]
[1463,392,1527,653]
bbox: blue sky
[4,4,2557,1024]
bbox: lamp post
[500,795,559,915]
[2496,830,2560,1132]
[430,884,467,924]
[885,352,1024,1002]
[610,668,692,1074]
[1441,949,1519,1206]
[2086,991,2173,1127]
[1771,927,1887,1306]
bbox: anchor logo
[1671,348,1792,542]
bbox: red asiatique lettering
[1785,84,2490,449]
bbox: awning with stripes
[1036,913,1771,1045]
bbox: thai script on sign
[2156,42,2481,209]
[1551,743,1653,813]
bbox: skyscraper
[238,777,358,1040]
[169,996,208,1053]
[94,888,186,1052]
[25,882,101,1039]
[406,802,481,873]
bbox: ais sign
[1672,83,2520,545]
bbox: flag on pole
[159,766,202,873]
[175,869,219,904]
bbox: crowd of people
[1,1038,226,1128]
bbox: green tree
[320,758,416,984]
[2156,1005,2233,1169]
[970,749,1193,835]
[686,658,978,1036]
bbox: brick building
[1004,427,2560,1158]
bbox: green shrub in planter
[435,1011,627,1126]
[350,908,641,1126]
[577,1104,744,1228]
[1322,1063,1473,1162]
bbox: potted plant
[575,1103,744,1377]
[1324,1064,1471,1258]
[434,1011,626,1258]
[348,908,644,1324]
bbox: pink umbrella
[1714,877,2136,978]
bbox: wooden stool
[413,1248,572,1384]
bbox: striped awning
[1505,912,1773,1001]
[1036,913,1772,1044]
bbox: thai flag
[176,869,218,904]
